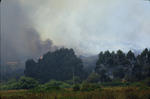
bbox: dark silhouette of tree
[95,48,150,82]
[127,50,135,61]
[87,72,100,83]
[25,48,86,83]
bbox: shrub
[0,79,21,90]
[73,84,80,91]
[59,82,71,88]
[130,82,143,87]
[18,76,39,89]
[101,81,129,87]
[44,80,61,90]
[87,72,100,83]
[143,78,150,87]
[32,80,72,92]
[81,82,101,91]
[31,85,46,92]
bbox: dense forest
[1,48,150,99]
[1,48,150,84]
[24,48,87,83]
[95,49,150,82]
[23,48,150,84]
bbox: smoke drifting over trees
[1,0,150,61]
[1,0,150,75]
[1,0,57,65]
[9,0,149,55]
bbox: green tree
[18,76,39,89]
[87,72,100,83]
[95,48,150,82]
[127,50,135,61]
[25,48,86,83]
[113,68,125,79]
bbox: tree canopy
[95,48,150,82]
[25,48,86,83]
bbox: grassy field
[1,87,150,99]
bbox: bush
[0,77,39,90]
[73,84,80,91]
[18,76,39,89]
[87,72,100,83]
[59,82,71,88]
[130,82,143,87]
[44,80,61,90]
[0,79,21,90]
[81,82,101,91]
[31,85,46,92]
[143,78,150,87]
[31,80,72,92]
[101,81,129,87]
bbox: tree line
[25,48,87,83]
[24,48,150,83]
[94,48,150,82]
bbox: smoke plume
[9,0,149,55]
[1,0,150,64]
[1,0,57,65]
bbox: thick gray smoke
[1,0,150,65]
[9,0,149,55]
[1,0,57,66]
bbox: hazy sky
[1,0,150,56]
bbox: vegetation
[0,64,24,82]
[24,48,87,83]
[95,48,150,82]
[0,77,39,90]
[0,86,150,99]
[1,48,150,99]
[1,75,150,99]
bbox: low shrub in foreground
[81,83,101,91]
[1,87,150,99]
[0,77,39,90]
[73,84,80,91]
[31,80,72,92]
[100,81,130,87]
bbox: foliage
[73,84,80,91]
[81,82,101,91]
[95,48,150,82]
[86,72,100,83]
[25,48,86,83]
[100,80,130,87]
[1,86,150,99]
[0,77,39,90]
[17,76,39,89]
[0,79,19,90]
[32,80,72,92]
[142,77,150,87]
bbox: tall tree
[25,48,86,83]
[95,48,150,81]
